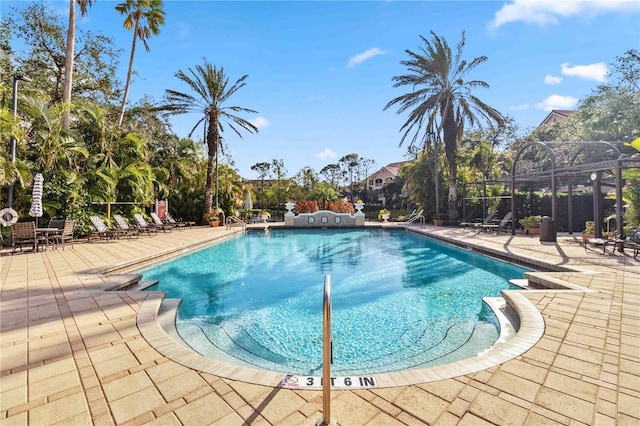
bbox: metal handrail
[225,215,247,231]
[322,274,332,426]
[404,213,425,228]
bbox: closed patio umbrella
[244,191,253,210]
[29,173,44,227]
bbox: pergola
[508,141,640,237]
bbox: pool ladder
[225,215,247,231]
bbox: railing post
[317,275,336,426]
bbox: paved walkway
[1,224,638,425]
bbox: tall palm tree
[62,0,93,129]
[385,31,505,219]
[116,0,166,127]
[165,59,258,216]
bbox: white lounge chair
[133,213,160,236]
[113,215,139,239]
[89,216,120,241]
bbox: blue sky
[8,0,640,178]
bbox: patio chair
[133,213,160,235]
[11,221,38,253]
[149,212,175,232]
[113,215,139,240]
[89,216,120,242]
[50,219,75,249]
[617,227,640,259]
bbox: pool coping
[136,289,546,389]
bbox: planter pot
[260,215,269,222]
[209,221,220,227]
[582,234,595,243]
[433,219,444,226]
[381,213,390,222]
[525,227,540,235]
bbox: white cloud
[489,0,639,29]
[544,75,562,85]
[510,103,530,111]
[560,62,609,82]
[535,94,578,111]
[178,22,191,39]
[251,117,270,129]
[315,148,337,160]
[347,48,389,68]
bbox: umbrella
[244,191,253,210]
[29,173,44,227]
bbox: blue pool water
[138,228,527,375]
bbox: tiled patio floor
[1,224,638,425]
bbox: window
[374,178,383,188]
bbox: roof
[538,109,575,128]
[369,161,408,180]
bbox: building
[366,161,407,191]
[537,109,575,128]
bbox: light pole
[591,172,601,238]
[8,74,31,209]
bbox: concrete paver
[1,224,639,425]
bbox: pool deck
[1,223,638,425]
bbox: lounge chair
[11,222,38,253]
[471,211,497,230]
[166,212,195,228]
[459,208,481,228]
[89,216,120,241]
[149,212,175,232]
[480,212,512,233]
[113,215,139,239]
[389,209,416,222]
[133,213,161,235]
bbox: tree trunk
[443,108,459,220]
[118,20,139,127]
[62,0,76,130]
[204,152,214,216]
[203,117,218,217]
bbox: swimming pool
[139,228,527,376]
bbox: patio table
[36,227,62,251]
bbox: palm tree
[116,0,166,127]
[385,31,505,219]
[62,0,93,129]
[165,59,258,216]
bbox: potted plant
[519,215,541,235]
[259,210,271,222]
[204,209,222,227]
[433,213,446,226]
[378,208,391,222]
[582,220,596,242]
